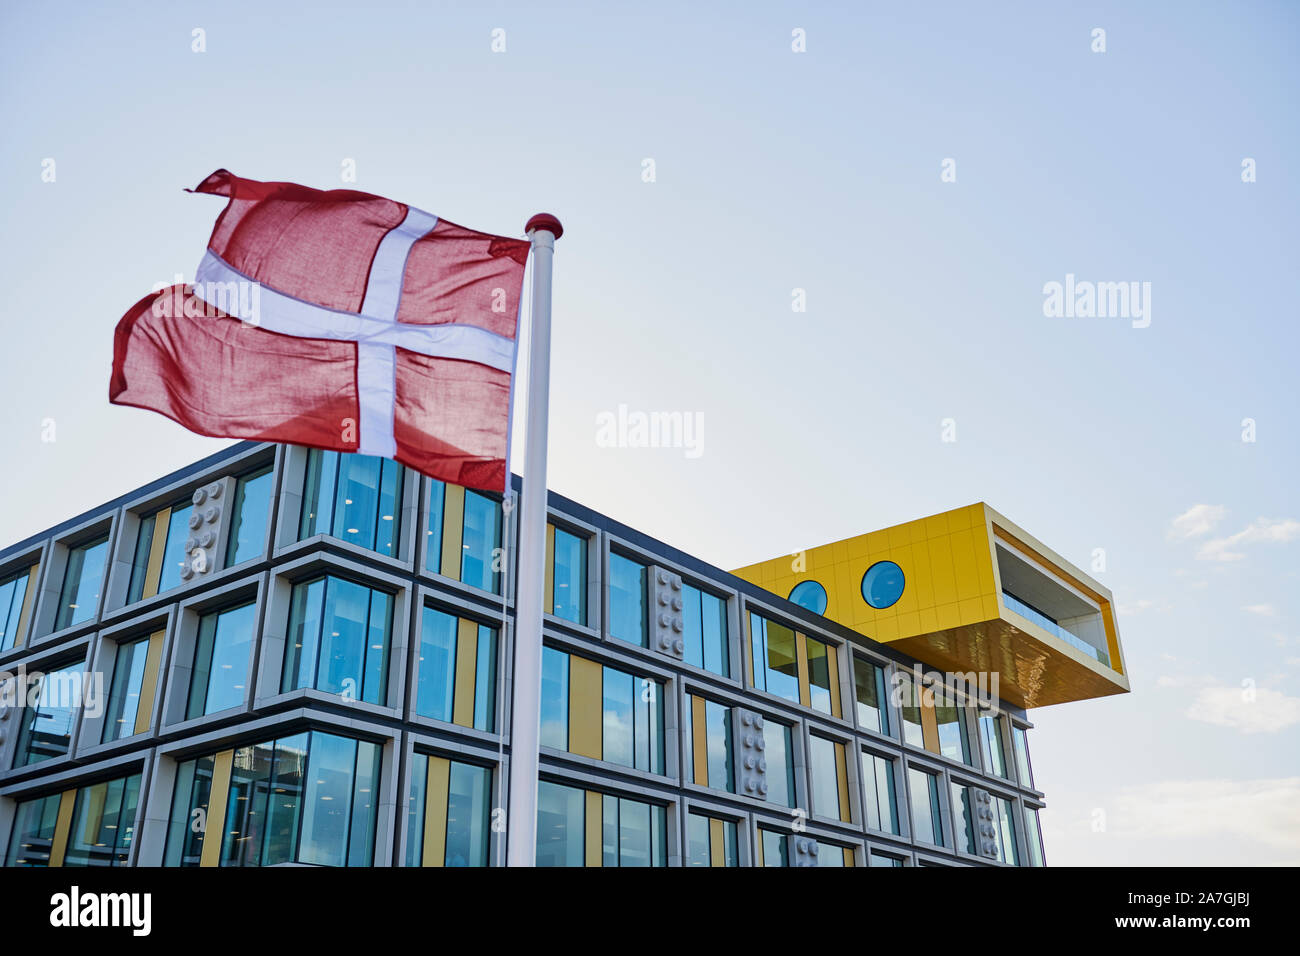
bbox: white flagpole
[506,212,563,866]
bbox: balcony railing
[1001,591,1111,668]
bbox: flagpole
[506,212,563,866]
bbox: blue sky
[1,0,1296,864]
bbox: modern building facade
[0,441,1128,867]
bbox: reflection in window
[608,553,647,646]
[934,690,971,764]
[415,607,497,732]
[809,734,846,822]
[602,666,664,775]
[534,782,666,867]
[164,730,381,867]
[1012,725,1035,788]
[685,695,734,793]
[861,750,900,835]
[806,636,836,715]
[300,450,403,557]
[283,576,392,705]
[748,613,799,704]
[765,721,797,809]
[870,851,905,867]
[686,813,739,867]
[952,783,976,854]
[460,490,501,593]
[536,781,585,867]
[993,796,1019,865]
[758,828,788,867]
[226,466,274,566]
[102,635,153,742]
[186,602,256,719]
[550,525,586,624]
[896,672,925,748]
[980,715,1009,778]
[0,566,33,651]
[64,774,141,867]
[5,791,61,866]
[682,584,729,677]
[854,657,890,734]
[405,753,492,867]
[127,499,194,603]
[16,660,84,765]
[1024,806,1046,867]
[908,767,944,846]
[601,793,666,867]
[56,536,108,629]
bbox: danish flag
[109,170,530,492]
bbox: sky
[1,0,1296,865]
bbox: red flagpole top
[525,213,563,240]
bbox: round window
[788,580,828,615]
[861,560,905,609]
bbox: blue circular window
[861,561,905,609]
[788,580,828,615]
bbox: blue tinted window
[608,553,646,646]
[56,536,108,629]
[764,721,796,808]
[862,750,900,834]
[551,526,587,624]
[809,735,841,820]
[416,607,456,722]
[300,451,403,557]
[6,792,61,865]
[283,576,392,705]
[854,657,889,734]
[683,585,729,677]
[17,660,84,765]
[0,568,31,651]
[540,646,569,750]
[749,613,799,704]
[760,829,787,867]
[788,580,828,615]
[63,774,141,867]
[187,602,255,719]
[861,560,905,609]
[908,768,944,845]
[226,467,273,566]
[461,491,501,593]
[102,636,151,743]
[445,761,492,867]
[425,481,445,572]
[536,781,585,867]
[155,502,194,594]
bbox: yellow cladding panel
[141,507,171,600]
[569,656,603,760]
[440,485,465,581]
[453,617,478,728]
[15,564,39,648]
[133,630,166,736]
[584,791,602,867]
[422,755,450,867]
[709,818,725,867]
[47,790,78,867]
[826,645,841,718]
[834,742,851,824]
[795,632,811,708]
[544,523,555,615]
[200,750,235,867]
[691,695,708,785]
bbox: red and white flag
[110,170,530,492]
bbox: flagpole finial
[525,213,563,240]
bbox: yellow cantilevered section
[731,503,1130,709]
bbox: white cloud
[1155,674,1216,688]
[1105,778,1300,850]
[1185,685,1300,734]
[1198,517,1300,562]
[1169,504,1226,539]
[1243,603,1277,617]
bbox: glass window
[551,526,587,624]
[186,602,255,719]
[980,714,1009,778]
[102,635,153,743]
[758,828,788,867]
[1012,725,1035,788]
[536,781,585,867]
[686,813,739,867]
[861,750,900,834]
[681,584,729,677]
[854,657,889,734]
[0,567,33,651]
[299,450,403,557]
[934,690,971,764]
[125,501,195,604]
[460,490,501,593]
[56,535,108,629]
[414,607,497,732]
[952,783,976,854]
[63,774,141,867]
[425,480,445,572]
[764,721,797,809]
[404,753,429,867]
[539,646,569,750]
[5,791,62,866]
[861,560,905,609]
[870,851,905,867]
[788,579,827,615]
[602,794,667,868]
[608,553,647,646]
[817,842,851,867]
[15,660,84,765]
[908,767,944,846]
[993,796,1020,865]
[165,730,379,867]
[806,636,836,716]
[685,695,734,792]
[226,466,274,566]
[896,672,925,748]
[1024,806,1046,867]
[444,761,492,867]
[602,668,634,768]
[809,734,844,821]
[748,613,799,704]
[283,576,392,705]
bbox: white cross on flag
[110,170,530,492]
